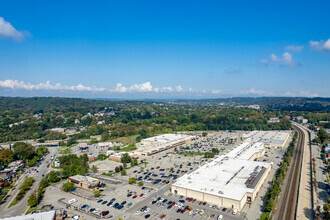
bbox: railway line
[275,125,305,220]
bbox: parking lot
[40,130,293,220]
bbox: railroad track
[275,125,305,220]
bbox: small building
[68,175,100,190]
[78,143,88,150]
[54,161,60,168]
[0,168,15,181]
[8,160,25,169]
[108,152,137,162]
[98,142,113,149]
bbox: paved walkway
[296,125,313,220]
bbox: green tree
[62,182,75,192]
[97,154,107,160]
[323,198,330,220]
[202,132,208,137]
[94,190,101,197]
[121,153,132,163]
[0,148,13,166]
[138,181,144,186]
[139,128,148,139]
[318,129,329,144]
[129,177,136,184]
[121,169,127,176]
[211,148,219,154]
[48,171,61,183]
[312,136,321,144]
[27,193,37,207]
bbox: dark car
[145,214,151,219]
[102,201,107,205]
[121,201,127,205]
[97,199,103,203]
[167,205,172,209]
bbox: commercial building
[135,134,195,156]
[108,152,138,162]
[0,211,55,220]
[242,130,290,149]
[171,142,271,211]
[68,175,100,190]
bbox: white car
[68,199,77,204]
[218,214,223,220]
[144,208,150,213]
[209,204,213,208]
[93,208,100,213]
[232,209,237,215]
[135,211,141,215]
[71,215,79,220]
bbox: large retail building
[171,142,271,211]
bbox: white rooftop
[0,211,55,220]
[141,134,193,144]
[243,130,289,145]
[173,142,270,201]
[226,142,264,161]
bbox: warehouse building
[135,134,195,156]
[171,142,271,211]
[242,130,290,149]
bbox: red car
[140,193,144,197]
[132,196,137,199]
[189,197,193,202]
[171,201,176,206]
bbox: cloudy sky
[0,0,329,99]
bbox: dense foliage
[0,97,307,143]
[58,154,89,177]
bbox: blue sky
[0,0,329,98]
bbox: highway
[0,147,57,218]
[275,124,305,220]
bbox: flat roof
[0,211,55,220]
[137,134,195,154]
[69,175,98,183]
[141,134,194,144]
[172,142,270,201]
[243,130,289,145]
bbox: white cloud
[129,81,153,92]
[310,39,330,51]
[175,85,183,92]
[113,83,127,93]
[263,52,298,66]
[189,88,193,92]
[0,80,106,92]
[211,89,222,94]
[239,88,274,96]
[285,45,304,52]
[161,86,173,92]
[299,90,319,97]
[0,17,27,41]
